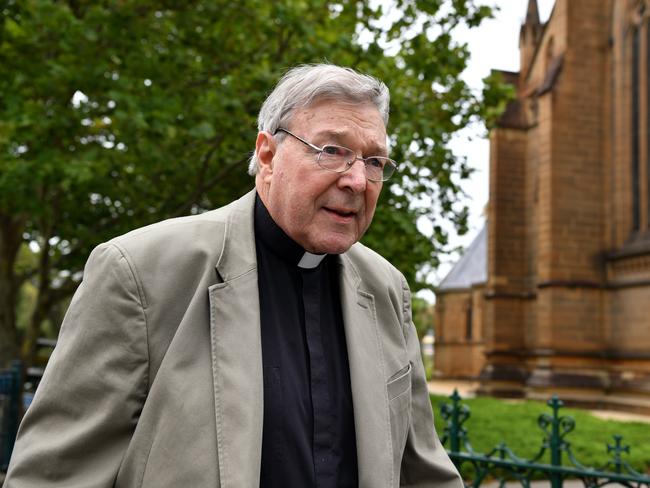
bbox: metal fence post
[449,389,462,454]
[0,371,13,471]
[8,361,22,452]
[606,435,629,474]
[548,396,564,488]
[0,360,22,472]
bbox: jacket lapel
[208,190,264,488]
[339,256,393,488]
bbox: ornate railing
[439,390,650,488]
[0,360,22,472]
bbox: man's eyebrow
[313,130,388,156]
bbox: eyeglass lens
[318,146,394,181]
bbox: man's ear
[255,131,276,182]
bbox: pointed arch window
[632,26,641,232]
[646,21,650,227]
[465,302,473,341]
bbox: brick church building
[435,0,650,412]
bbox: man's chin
[308,237,357,255]
[303,235,356,254]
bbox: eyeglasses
[274,128,397,182]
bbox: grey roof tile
[438,224,487,291]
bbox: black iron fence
[0,361,22,472]
[439,390,650,487]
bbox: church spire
[519,0,543,79]
[525,0,541,27]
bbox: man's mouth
[323,207,357,220]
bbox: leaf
[188,121,216,139]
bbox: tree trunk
[23,237,51,366]
[0,214,24,368]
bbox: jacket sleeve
[398,275,463,488]
[5,243,149,487]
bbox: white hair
[248,63,390,175]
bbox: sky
[423,0,556,298]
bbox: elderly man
[5,64,462,487]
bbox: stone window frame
[631,23,640,232]
[627,0,650,237]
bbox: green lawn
[431,394,650,474]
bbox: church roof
[437,224,487,292]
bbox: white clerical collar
[297,251,327,269]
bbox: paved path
[429,379,479,398]
[483,481,600,487]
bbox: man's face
[255,99,387,254]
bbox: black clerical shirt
[254,195,358,488]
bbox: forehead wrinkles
[290,103,387,153]
[313,128,387,155]
[290,101,384,130]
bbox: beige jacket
[5,190,462,488]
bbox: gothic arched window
[632,26,641,232]
[646,21,650,227]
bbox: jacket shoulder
[112,204,230,251]
[344,241,411,320]
[345,241,405,288]
[105,191,254,269]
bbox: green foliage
[482,70,516,130]
[412,297,434,379]
[411,296,434,341]
[16,282,36,333]
[431,395,650,474]
[0,0,510,361]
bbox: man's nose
[339,160,367,193]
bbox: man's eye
[322,145,346,156]
[367,157,385,169]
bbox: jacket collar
[214,190,257,282]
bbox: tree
[0,0,511,366]
[411,297,436,343]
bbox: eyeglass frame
[273,128,398,182]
